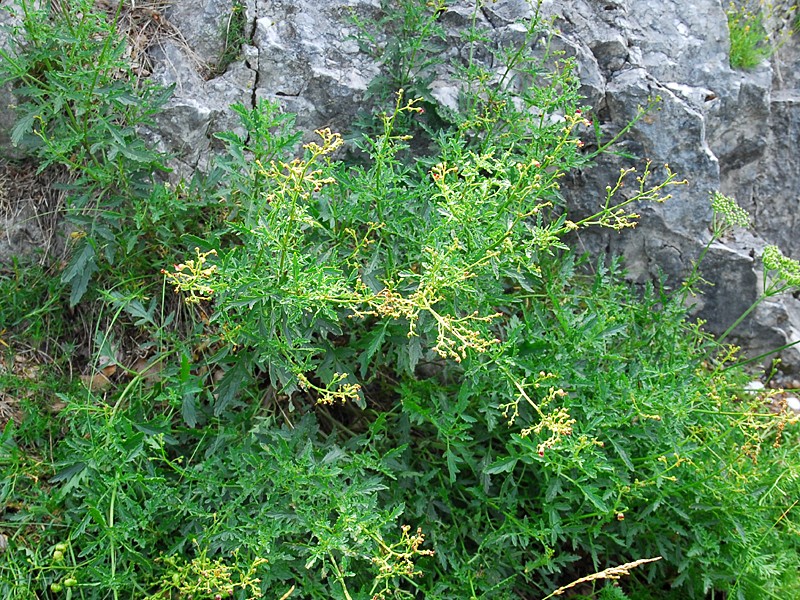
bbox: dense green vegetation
[726,1,797,70]
[1,1,799,599]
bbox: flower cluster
[763,244,800,290]
[710,191,751,231]
[370,525,434,600]
[367,286,500,363]
[162,248,218,304]
[297,371,362,405]
[519,389,575,456]
[303,127,344,157]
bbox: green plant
[213,0,248,76]
[0,260,70,353]
[367,245,799,599]
[598,584,631,600]
[146,546,269,600]
[0,0,179,304]
[728,2,772,68]
[3,389,434,599]
[183,0,678,405]
[183,97,676,405]
[683,192,800,362]
[350,0,448,112]
[2,1,800,599]
[727,1,797,69]
[156,1,800,597]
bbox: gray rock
[3,0,800,370]
[253,1,381,134]
[0,7,24,160]
[166,0,246,71]
[747,90,800,259]
[146,39,255,175]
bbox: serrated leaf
[322,446,346,464]
[50,461,86,484]
[0,421,17,453]
[358,323,388,377]
[115,141,158,163]
[406,336,423,373]
[134,421,169,436]
[609,436,634,471]
[61,239,98,306]
[352,477,388,495]
[123,297,156,326]
[445,448,460,483]
[87,505,107,528]
[545,477,562,502]
[365,324,387,361]
[214,131,244,146]
[112,90,141,106]
[214,359,251,416]
[182,235,218,254]
[581,486,610,513]
[10,111,36,146]
[485,456,518,475]
[182,393,197,428]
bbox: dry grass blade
[541,556,663,599]
[93,0,209,78]
[278,585,296,600]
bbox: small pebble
[744,380,765,394]
[786,396,800,412]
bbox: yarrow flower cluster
[711,191,751,230]
[762,245,800,289]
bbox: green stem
[277,156,318,282]
[723,337,800,371]
[328,555,355,600]
[109,480,118,600]
[587,98,660,161]
[716,293,769,346]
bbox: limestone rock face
[0,8,24,160]
[166,0,240,68]
[3,0,800,369]
[252,0,382,134]
[147,38,256,175]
